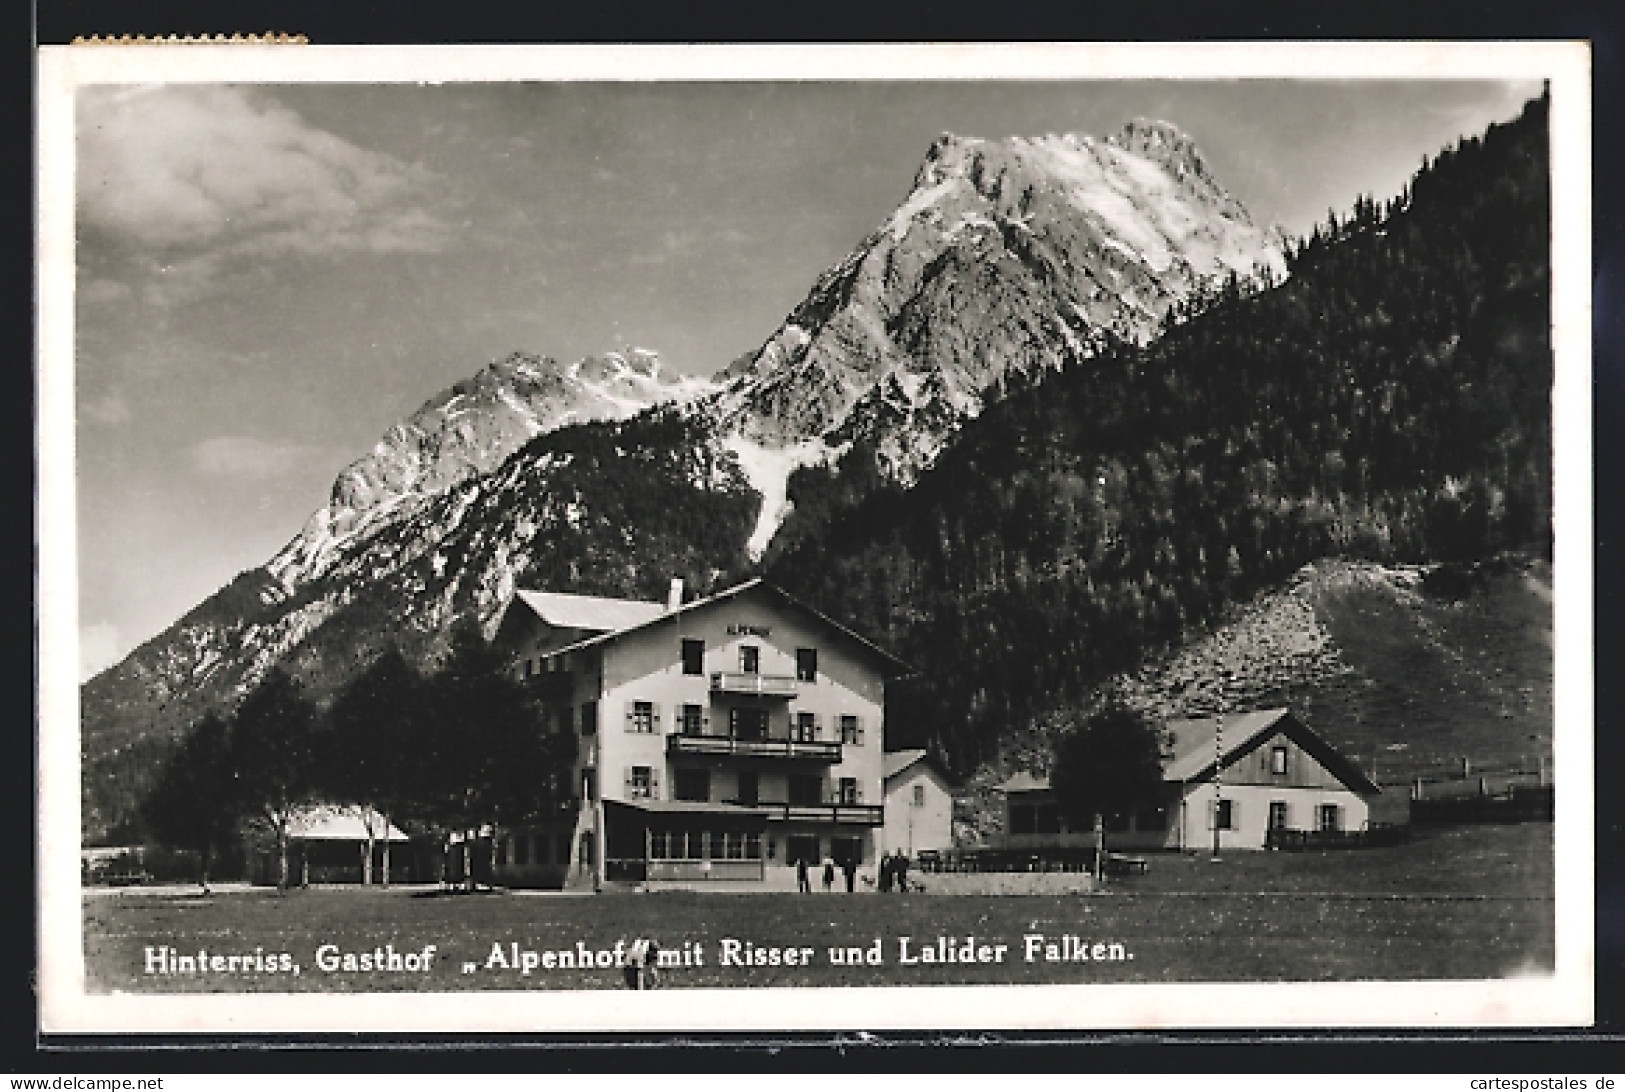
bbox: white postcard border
[37,40,1595,1034]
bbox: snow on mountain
[266,348,716,589]
[712,118,1288,545]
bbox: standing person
[894,851,909,894]
[624,936,659,990]
[878,852,893,893]
[796,855,811,894]
[842,856,857,893]
[822,856,835,892]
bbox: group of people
[790,851,912,892]
[878,850,911,893]
[795,854,859,893]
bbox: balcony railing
[667,733,841,762]
[724,799,884,826]
[709,671,798,698]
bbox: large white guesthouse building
[489,578,909,888]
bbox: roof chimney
[667,577,684,612]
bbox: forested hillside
[765,93,1552,776]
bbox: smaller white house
[995,709,1380,853]
[881,749,954,857]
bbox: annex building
[996,708,1380,853]
[489,578,909,887]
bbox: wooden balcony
[709,671,798,698]
[667,733,841,762]
[726,800,884,826]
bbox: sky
[71,77,1543,679]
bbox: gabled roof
[995,709,1378,797]
[510,589,666,633]
[1162,708,1380,795]
[287,806,410,842]
[538,578,913,675]
[883,749,951,784]
[996,771,1051,794]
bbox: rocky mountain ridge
[268,348,715,590]
[712,118,1287,486]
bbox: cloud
[186,435,316,481]
[77,86,451,305]
[80,621,122,682]
[77,276,133,306]
[82,392,131,425]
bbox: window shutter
[650,769,661,798]
[625,701,635,732]
[856,715,864,744]
[1230,801,1240,829]
[855,783,864,803]
[813,713,822,737]
[653,705,661,733]
[702,709,711,733]
[1207,800,1216,830]
[623,767,634,793]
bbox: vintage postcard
[37,41,1593,1034]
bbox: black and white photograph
[36,42,1593,1033]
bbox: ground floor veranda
[492,798,884,887]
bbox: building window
[1271,745,1289,776]
[912,783,926,807]
[627,699,657,733]
[793,711,818,742]
[730,706,768,741]
[649,830,671,860]
[796,647,818,682]
[789,774,823,806]
[1213,798,1236,831]
[580,700,597,736]
[514,833,530,867]
[735,770,758,806]
[496,838,509,867]
[723,831,746,860]
[839,715,863,744]
[1269,801,1289,830]
[786,834,820,865]
[674,768,710,803]
[744,832,763,860]
[680,703,705,735]
[681,638,704,676]
[1318,803,1341,832]
[837,777,861,805]
[627,765,656,800]
[739,645,759,674]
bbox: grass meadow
[82,822,1554,992]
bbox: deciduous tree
[1049,704,1166,881]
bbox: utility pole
[1211,706,1224,860]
